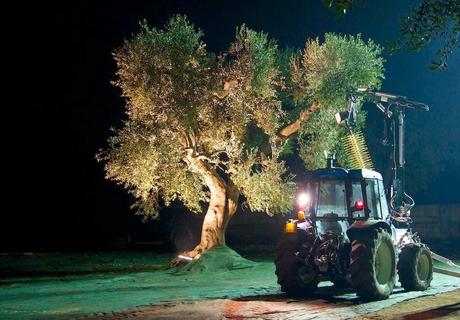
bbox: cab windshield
[315,180,347,218]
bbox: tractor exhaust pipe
[324,151,336,168]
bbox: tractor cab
[293,166,389,241]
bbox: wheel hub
[417,252,430,280]
[375,241,392,285]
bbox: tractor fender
[347,220,392,241]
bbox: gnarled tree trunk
[182,155,240,259]
[175,101,322,261]
[175,103,323,261]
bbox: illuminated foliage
[99,16,294,221]
[99,15,384,255]
[290,34,384,168]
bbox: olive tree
[290,34,384,169]
[99,15,384,259]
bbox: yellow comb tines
[342,130,374,170]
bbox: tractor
[275,89,435,301]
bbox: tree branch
[197,154,213,162]
[278,102,321,138]
[186,154,227,193]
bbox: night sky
[9,1,459,252]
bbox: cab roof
[308,167,383,180]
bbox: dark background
[8,0,459,252]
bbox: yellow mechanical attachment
[342,130,374,170]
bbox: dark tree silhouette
[323,0,460,69]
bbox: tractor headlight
[297,193,310,207]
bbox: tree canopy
[289,34,384,168]
[100,16,294,220]
[99,15,384,239]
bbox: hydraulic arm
[346,88,429,216]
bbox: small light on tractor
[297,211,305,220]
[297,193,310,208]
[354,200,364,210]
[335,111,349,125]
[285,220,296,233]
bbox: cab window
[365,179,382,219]
[351,181,365,218]
[316,180,347,218]
[378,180,389,218]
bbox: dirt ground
[80,288,460,320]
[356,289,460,320]
[1,248,459,319]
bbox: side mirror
[351,200,365,212]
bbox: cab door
[364,178,384,219]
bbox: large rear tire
[333,274,351,288]
[398,244,433,291]
[275,233,318,296]
[333,242,351,288]
[350,228,396,300]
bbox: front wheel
[350,228,396,301]
[398,244,433,291]
[275,233,318,296]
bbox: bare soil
[1,248,459,319]
[80,288,460,320]
[355,289,460,320]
